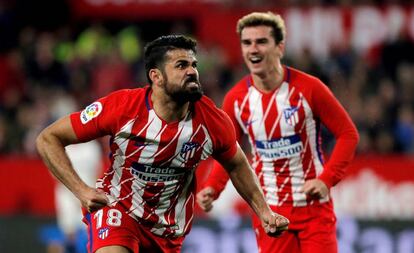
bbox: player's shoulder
[287,66,323,88]
[196,96,225,115]
[195,96,232,122]
[224,75,251,101]
[194,96,234,135]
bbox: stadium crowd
[0,20,413,156]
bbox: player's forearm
[319,133,359,187]
[36,131,89,198]
[228,165,270,218]
[318,115,359,187]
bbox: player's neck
[151,91,190,123]
[252,64,284,93]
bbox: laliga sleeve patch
[80,102,103,124]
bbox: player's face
[240,25,283,76]
[161,49,203,104]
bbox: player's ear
[277,41,285,58]
[149,69,163,86]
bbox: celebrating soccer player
[197,12,359,253]
[36,35,289,253]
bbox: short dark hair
[144,35,197,84]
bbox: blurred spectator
[90,48,134,99]
[381,31,414,81]
[26,32,69,90]
[394,104,414,153]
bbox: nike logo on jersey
[243,119,257,127]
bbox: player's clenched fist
[196,186,216,212]
[262,211,289,237]
[78,187,109,213]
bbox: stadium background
[1,0,414,252]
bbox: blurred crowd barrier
[1,155,414,252]
[3,156,413,218]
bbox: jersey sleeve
[203,94,242,199]
[210,108,238,162]
[70,90,128,142]
[311,79,359,188]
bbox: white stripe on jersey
[274,85,306,206]
[249,88,265,140]
[172,172,195,236]
[200,125,213,160]
[302,97,329,203]
[247,87,280,205]
[235,88,254,135]
[169,116,195,168]
[139,110,166,163]
[109,119,136,201]
[275,83,305,206]
[270,83,295,138]
[151,115,195,235]
[130,110,164,217]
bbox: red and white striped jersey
[70,86,237,237]
[205,66,358,207]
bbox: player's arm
[215,144,289,236]
[302,79,359,197]
[36,115,108,212]
[197,94,243,211]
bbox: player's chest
[235,88,310,138]
[114,118,212,167]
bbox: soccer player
[36,35,289,253]
[197,12,359,253]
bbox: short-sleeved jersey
[70,86,237,237]
[205,66,358,207]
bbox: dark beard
[169,89,203,104]
[164,75,203,105]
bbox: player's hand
[261,211,289,237]
[196,187,215,212]
[79,187,109,213]
[300,179,329,198]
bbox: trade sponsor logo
[130,163,187,182]
[80,102,102,124]
[255,134,303,159]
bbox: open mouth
[249,56,263,64]
[185,80,200,89]
[185,76,200,87]
[186,81,199,87]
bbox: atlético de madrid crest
[180,142,200,160]
[283,106,299,126]
[98,227,109,239]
